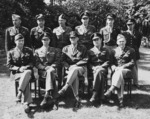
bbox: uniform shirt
[7,47,33,74]
[88,46,110,68]
[34,46,61,70]
[61,44,88,66]
[122,30,142,60]
[30,26,53,49]
[53,26,72,49]
[75,25,96,49]
[100,26,120,46]
[112,46,135,69]
[5,26,30,53]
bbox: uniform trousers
[15,70,32,104]
[92,66,107,99]
[112,68,132,100]
[66,65,86,97]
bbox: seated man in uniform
[7,34,34,113]
[88,33,110,105]
[57,31,88,109]
[34,32,61,109]
[104,34,135,107]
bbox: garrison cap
[106,13,116,19]
[91,32,103,40]
[36,14,45,20]
[69,31,79,38]
[126,18,136,24]
[58,14,67,20]
[80,11,90,19]
[15,33,24,41]
[117,34,126,41]
[12,14,21,20]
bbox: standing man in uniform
[30,14,53,50]
[100,13,120,58]
[75,11,96,50]
[5,14,31,53]
[122,18,142,87]
[53,14,72,89]
[53,14,72,50]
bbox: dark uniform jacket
[7,47,34,80]
[88,47,110,68]
[34,47,61,78]
[53,26,72,49]
[61,44,88,66]
[75,25,96,50]
[112,46,135,69]
[5,26,30,53]
[122,30,142,60]
[30,26,53,49]
[100,26,120,46]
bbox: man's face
[12,18,21,27]
[81,17,89,25]
[42,37,50,46]
[37,19,45,27]
[58,19,66,26]
[15,38,24,47]
[127,23,135,31]
[117,37,126,48]
[70,36,79,44]
[93,38,102,47]
[106,18,114,26]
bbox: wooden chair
[124,78,132,99]
[15,77,37,98]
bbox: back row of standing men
[5,11,142,112]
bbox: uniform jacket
[75,25,96,49]
[7,47,34,80]
[122,30,142,60]
[88,46,110,69]
[53,26,72,49]
[100,26,120,46]
[5,26,30,53]
[35,46,61,78]
[61,44,88,66]
[112,46,135,69]
[30,26,53,49]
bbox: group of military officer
[6,11,141,113]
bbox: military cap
[15,33,24,41]
[90,32,103,40]
[106,13,116,19]
[126,18,136,25]
[80,11,90,19]
[36,14,45,20]
[117,34,126,41]
[12,14,21,20]
[42,32,50,40]
[58,14,67,20]
[69,31,79,38]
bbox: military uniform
[35,46,61,92]
[7,46,34,105]
[5,26,30,53]
[88,46,110,100]
[60,43,88,98]
[53,26,72,49]
[30,26,53,50]
[111,46,135,100]
[75,25,96,50]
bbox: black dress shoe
[24,104,30,113]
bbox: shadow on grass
[124,93,150,109]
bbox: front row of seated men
[7,31,135,113]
